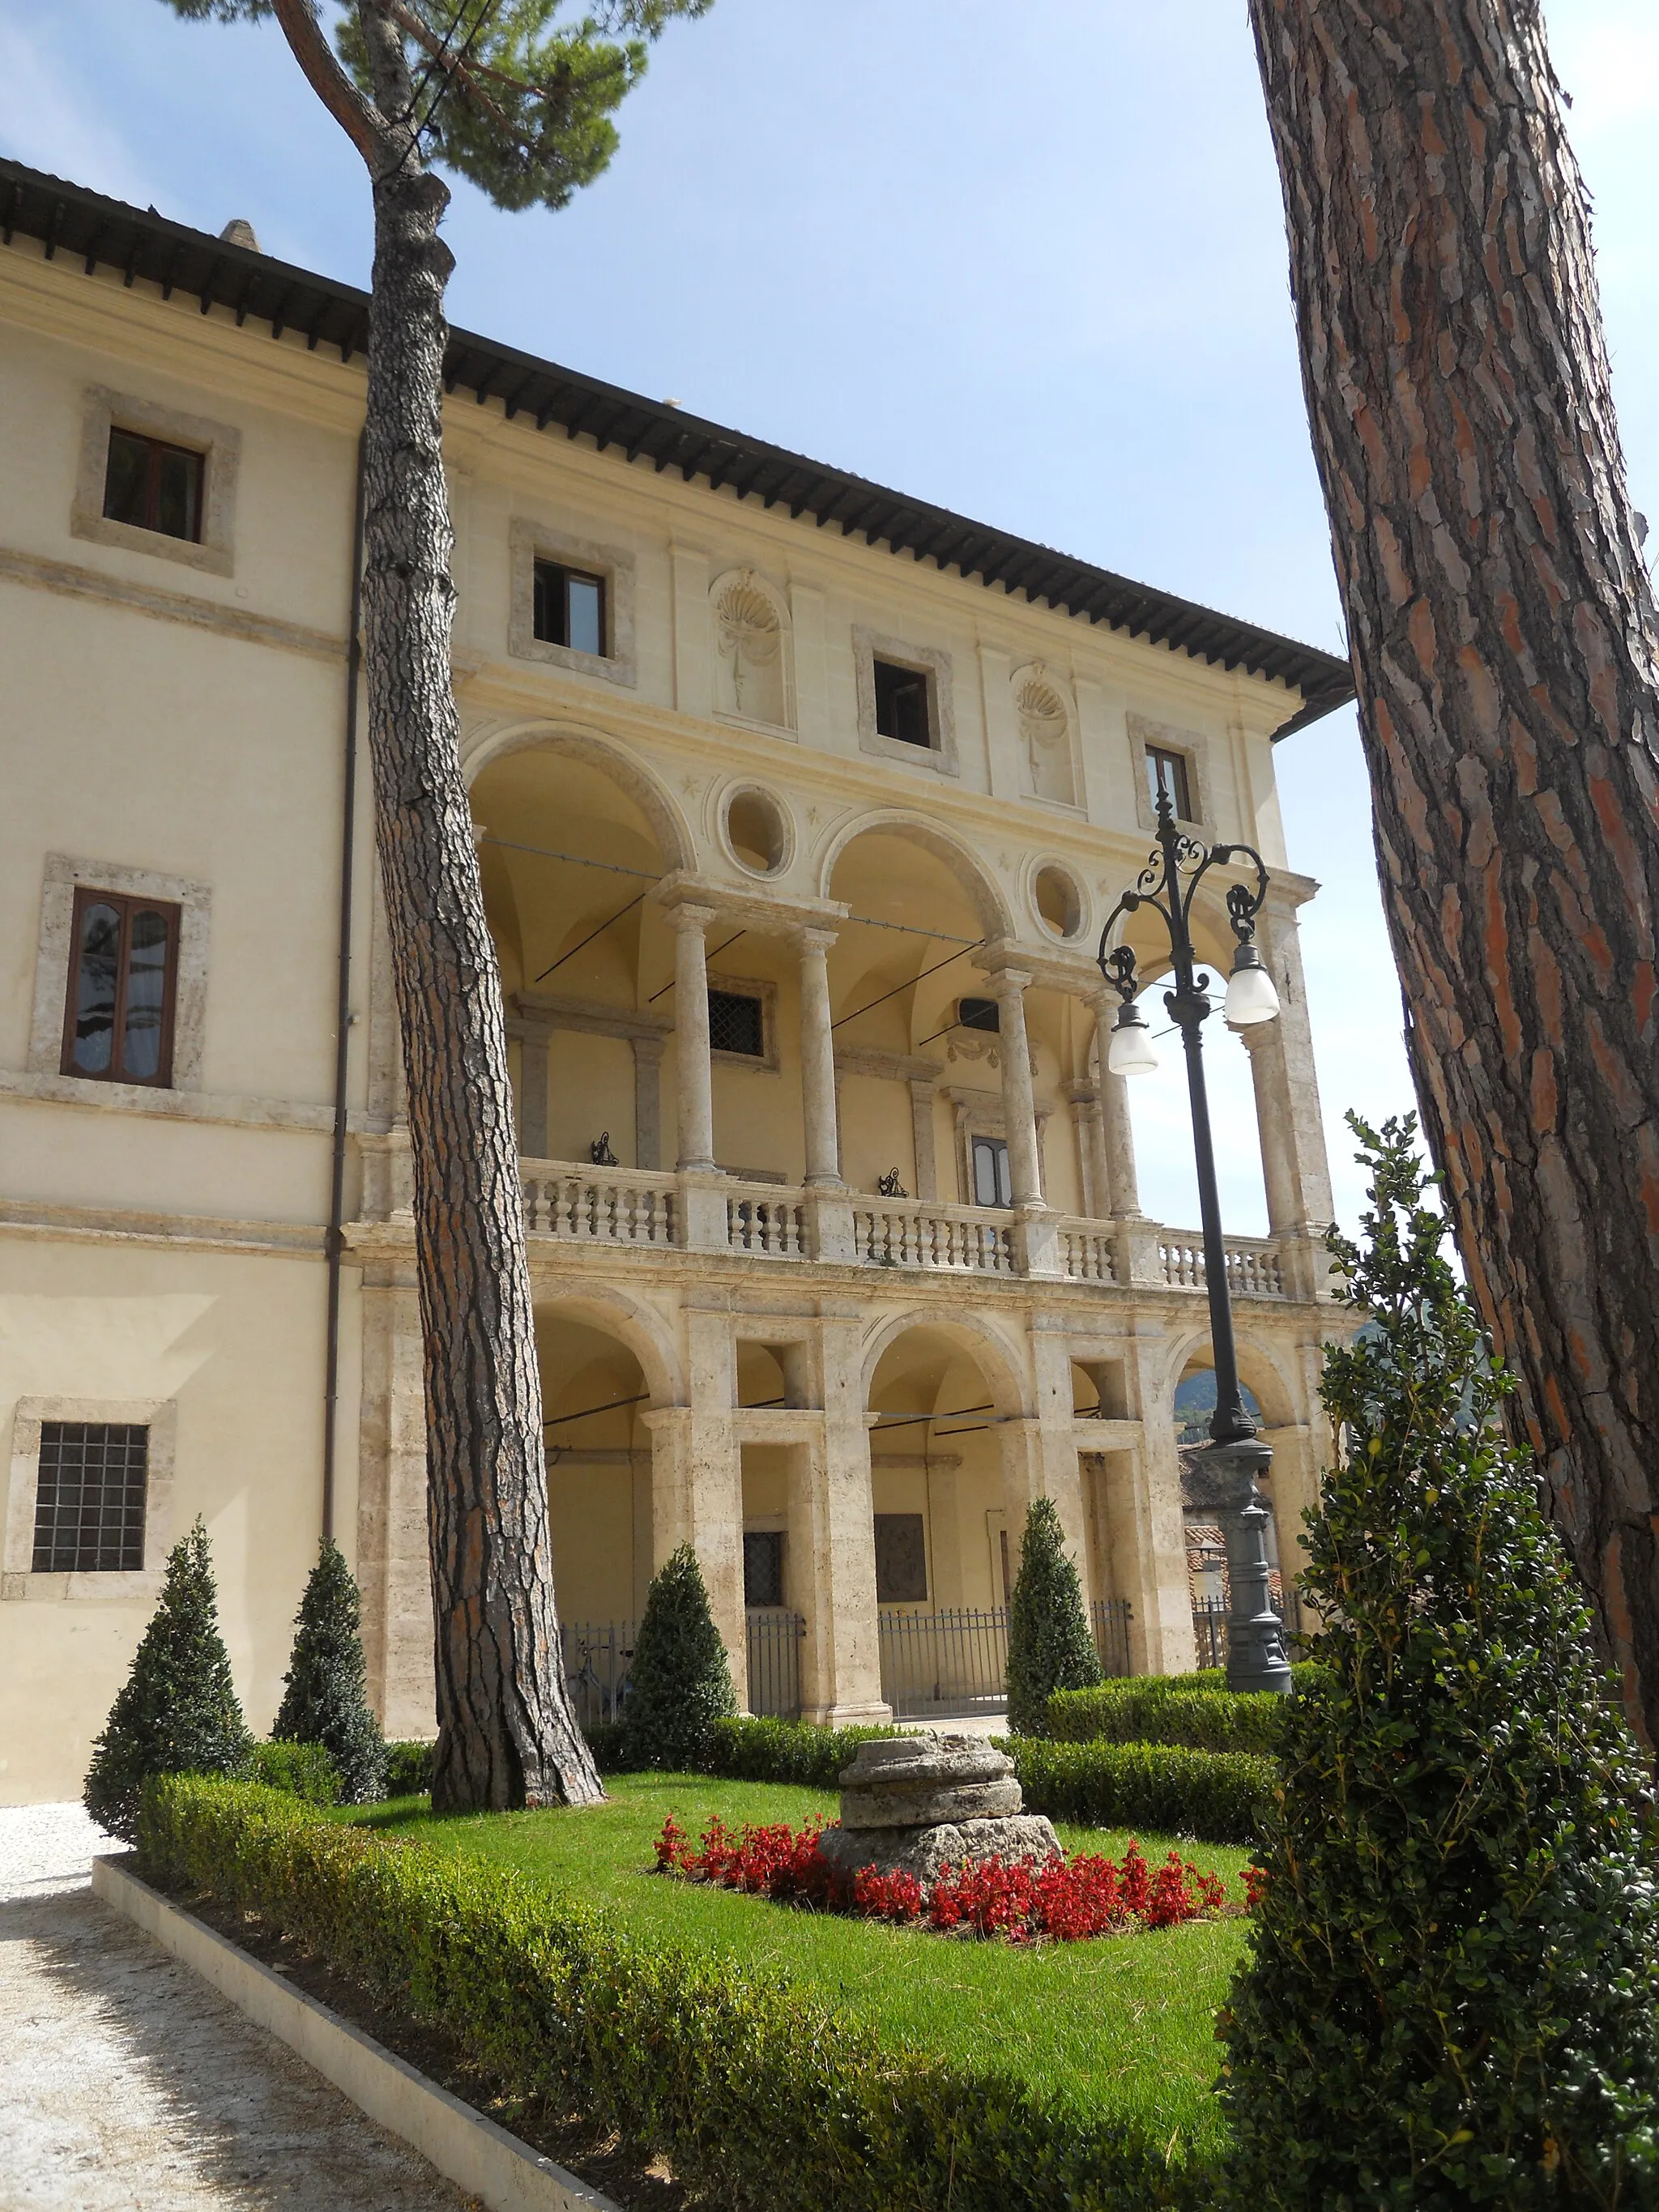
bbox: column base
[804,1699,894,1729]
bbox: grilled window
[62,888,181,1086]
[971,1135,1013,1208]
[532,559,606,655]
[874,1513,928,1604]
[32,1422,149,1572]
[103,428,204,543]
[1145,744,1193,820]
[743,1530,785,1609]
[872,657,932,748]
[708,987,765,1059]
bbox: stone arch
[1158,1323,1299,1432]
[859,1304,1031,1418]
[461,716,695,876]
[819,810,1015,941]
[531,1284,685,1410]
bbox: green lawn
[358,1773,1252,2155]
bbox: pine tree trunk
[360,159,601,1813]
[1247,0,1659,1743]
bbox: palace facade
[0,159,1352,1801]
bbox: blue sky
[5,1,1654,1236]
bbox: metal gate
[745,1607,804,1720]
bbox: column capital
[793,923,839,957]
[666,900,719,936]
[987,965,1034,999]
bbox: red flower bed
[654,1813,1239,1944]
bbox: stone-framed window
[2,1397,177,1602]
[1127,713,1211,833]
[508,517,636,688]
[707,972,779,1073]
[852,628,957,774]
[945,1087,1049,1208]
[28,855,212,1096]
[70,386,241,578]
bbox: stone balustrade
[518,1158,1291,1295]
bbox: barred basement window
[32,1421,149,1572]
[708,987,765,1059]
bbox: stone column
[356,1271,434,1738]
[991,970,1044,1207]
[631,1034,664,1170]
[642,1308,745,1702]
[794,1315,889,1724]
[1090,991,1142,1217]
[514,1021,551,1159]
[1063,1079,1102,1218]
[907,1077,937,1201]
[669,903,718,1173]
[1239,902,1334,1234]
[796,927,843,1188]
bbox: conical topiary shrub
[84,1516,253,1843]
[271,1537,387,1803]
[1219,1115,1659,2209]
[1004,1495,1102,1736]
[622,1543,737,1771]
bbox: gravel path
[0,1803,476,2211]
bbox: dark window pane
[744,1530,785,1609]
[708,989,765,1057]
[874,1513,928,1603]
[532,560,561,644]
[103,429,152,527]
[1146,746,1192,820]
[873,658,932,748]
[32,1421,149,1573]
[72,901,122,1073]
[122,908,171,1081]
[958,996,1000,1034]
[972,1135,1011,1209]
[153,445,202,541]
[566,573,603,657]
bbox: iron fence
[1090,1596,1133,1678]
[1191,1593,1287,1670]
[745,1607,804,1720]
[879,1605,1009,1720]
[561,1618,635,1730]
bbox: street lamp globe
[1222,943,1281,1027]
[1107,1000,1160,1076]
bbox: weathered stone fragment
[820,1813,1061,1884]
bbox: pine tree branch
[372,0,537,148]
[270,0,394,166]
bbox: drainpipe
[322,432,367,1544]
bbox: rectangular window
[872,657,933,748]
[61,886,181,1087]
[971,1134,1013,1209]
[743,1530,785,1609]
[32,1421,149,1573]
[874,1513,928,1604]
[1145,744,1194,821]
[532,558,607,656]
[708,987,766,1059]
[103,427,204,543]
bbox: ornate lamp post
[1098,782,1292,1695]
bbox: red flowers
[655,1813,1239,1944]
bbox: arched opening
[471,744,673,1168]
[536,1307,653,1725]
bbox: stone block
[838,1776,1024,1830]
[819,1813,1061,1884]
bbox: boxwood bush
[383,1740,434,1797]
[249,1739,342,1805]
[706,1714,903,1788]
[1047,1686,1290,1756]
[138,1775,1212,2211]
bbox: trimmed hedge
[1047,1687,1288,1757]
[699,1715,1269,1845]
[1004,1738,1273,1848]
[384,1740,434,1797]
[250,1739,342,1805]
[139,1777,1213,2210]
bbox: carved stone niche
[1014,664,1079,808]
[711,568,792,731]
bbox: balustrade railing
[852,1196,1015,1275]
[1160,1234,1286,1298]
[522,1162,677,1247]
[1060,1221,1119,1284]
[726,1184,805,1256]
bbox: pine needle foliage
[1218,1115,1659,2210]
[1005,1496,1103,1737]
[272,1537,388,1803]
[83,1516,253,1842]
[622,1543,736,1771]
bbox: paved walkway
[0,1803,474,2211]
